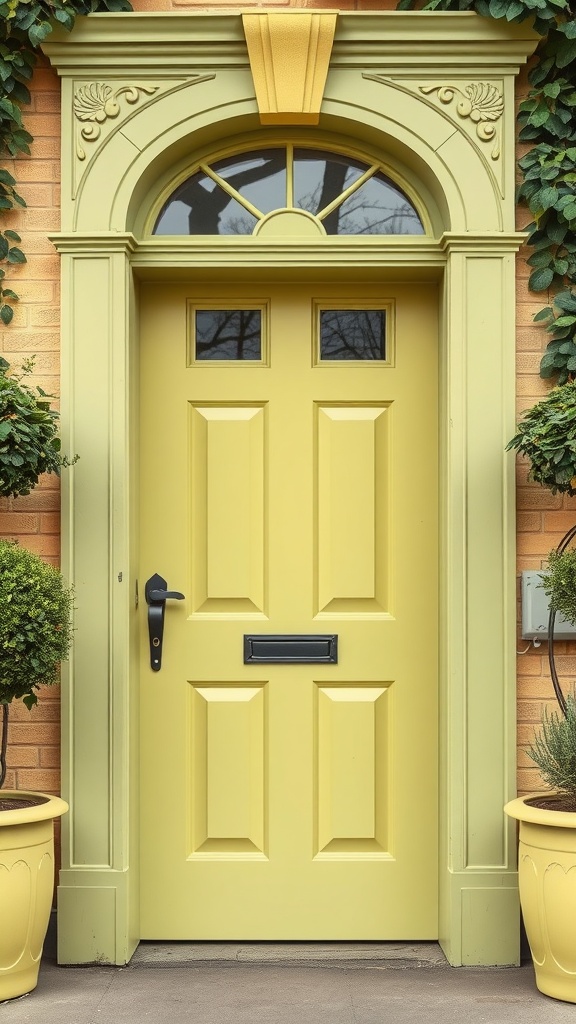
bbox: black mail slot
[244,634,338,664]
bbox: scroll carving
[74,83,159,160]
[419,83,504,160]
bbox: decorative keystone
[242,12,337,126]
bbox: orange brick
[2,331,60,353]
[0,533,60,557]
[16,769,60,792]
[516,351,542,375]
[517,487,563,511]
[10,281,55,304]
[16,161,57,183]
[10,698,60,722]
[30,308,61,328]
[11,491,60,511]
[40,747,61,768]
[26,68,59,92]
[516,653,544,675]
[18,184,54,208]
[518,768,546,795]
[7,746,39,768]
[9,723,60,745]
[40,512,60,534]
[34,93,61,114]
[24,115,61,137]
[543,511,576,534]
[517,511,541,532]
[0,513,39,534]
[517,533,567,556]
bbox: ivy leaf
[505,1,526,18]
[543,82,562,98]
[537,186,560,210]
[554,292,576,314]
[27,22,53,48]
[529,266,555,291]
[0,304,13,325]
[6,247,26,264]
[534,307,554,321]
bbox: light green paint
[43,11,537,966]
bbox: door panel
[139,282,438,939]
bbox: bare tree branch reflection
[196,309,261,360]
[320,310,385,360]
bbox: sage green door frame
[44,10,537,966]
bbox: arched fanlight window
[153,146,425,236]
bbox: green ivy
[0,356,78,496]
[0,0,132,321]
[398,0,576,384]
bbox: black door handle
[145,573,185,672]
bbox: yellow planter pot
[505,795,576,1004]
[0,792,68,1001]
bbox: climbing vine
[399,0,576,383]
[0,0,131,323]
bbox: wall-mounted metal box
[521,570,576,640]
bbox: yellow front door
[139,280,438,939]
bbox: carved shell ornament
[74,83,159,160]
[420,83,504,160]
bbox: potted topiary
[0,357,75,1001]
[506,381,576,1003]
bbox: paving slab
[2,947,576,1024]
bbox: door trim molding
[44,11,537,967]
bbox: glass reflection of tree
[178,153,285,234]
[297,162,421,235]
[196,310,261,360]
[321,311,384,360]
[332,193,421,235]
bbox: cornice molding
[49,232,528,259]
[49,232,138,253]
[440,231,527,252]
[43,12,538,76]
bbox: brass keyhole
[152,637,160,648]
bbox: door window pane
[154,172,258,235]
[323,172,424,236]
[320,310,386,361]
[195,309,262,360]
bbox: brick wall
[514,63,576,796]
[0,56,61,794]
[0,3,569,801]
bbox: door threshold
[130,941,447,968]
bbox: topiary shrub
[0,540,73,709]
[0,540,73,788]
[541,547,576,627]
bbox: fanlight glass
[153,146,424,236]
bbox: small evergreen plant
[529,693,576,810]
[0,540,72,710]
[541,547,576,626]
